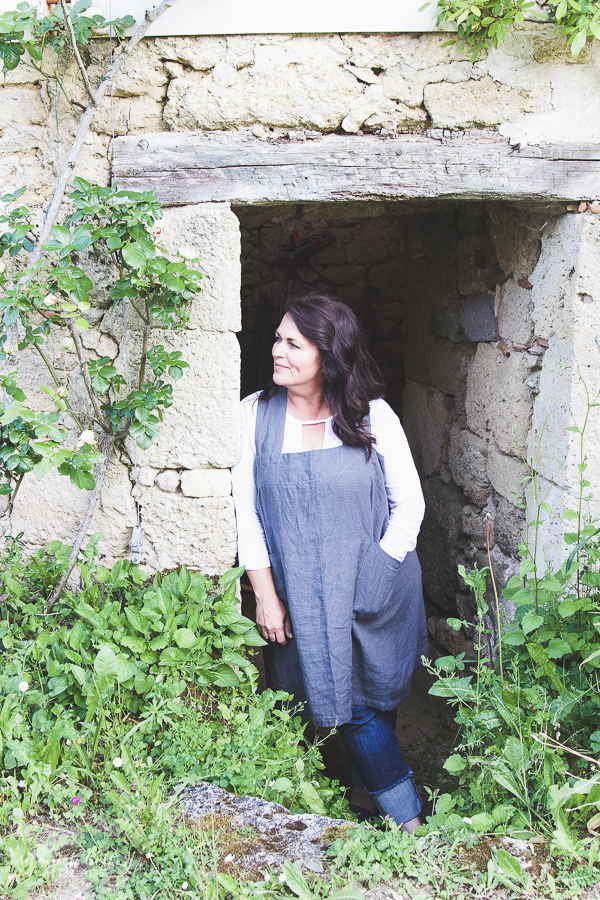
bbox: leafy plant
[422,0,600,59]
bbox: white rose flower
[178,246,197,261]
[3,342,15,355]
[43,293,58,307]
[76,429,97,449]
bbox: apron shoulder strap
[255,387,287,457]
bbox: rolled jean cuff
[368,771,422,824]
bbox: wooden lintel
[111,132,600,205]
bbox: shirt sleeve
[370,398,425,563]
[230,394,271,571]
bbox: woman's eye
[289,342,297,349]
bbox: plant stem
[138,301,151,389]
[29,0,177,266]
[33,341,84,431]
[46,432,115,610]
[59,0,97,106]
[68,322,111,432]
[0,472,25,520]
[486,516,504,690]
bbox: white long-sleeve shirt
[231,393,425,571]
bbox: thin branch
[46,432,115,610]
[68,322,111,432]
[33,342,84,431]
[138,302,151,388]
[30,0,178,266]
[54,68,86,115]
[0,472,25,520]
[59,0,96,106]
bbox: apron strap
[255,386,287,458]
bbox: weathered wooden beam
[111,132,600,204]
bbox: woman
[231,293,427,831]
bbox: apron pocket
[353,541,400,619]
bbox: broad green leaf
[125,607,148,635]
[546,638,572,659]
[122,241,147,268]
[74,317,89,331]
[571,27,587,56]
[69,620,85,650]
[496,848,522,881]
[282,861,314,900]
[70,469,95,491]
[178,566,191,594]
[115,657,137,684]
[299,781,327,816]
[219,566,245,590]
[94,644,118,678]
[173,627,197,649]
[443,753,466,775]
[212,664,241,687]
[520,612,544,634]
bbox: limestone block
[155,469,181,493]
[92,96,164,136]
[423,76,551,129]
[465,344,532,457]
[380,68,424,107]
[495,495,526,556]
[531,213,589,346]
[10,458,135,565]
[341,84,427,134]
[155,36,227,71]
[428,342,470,396]
[403,380,449,477]
[139,467,159,486]
[124,331,240,470]
[72,131,111,189]
[496,279,534,346]
[0,86,46,127]
[487,449,528,502]
[487,206,541,279]
[449,426,490,508]
[110,42,168,103]
[160,204,241,333]
[180,468,232,498]
[346,229,388,266]
[163,37,359,132]
[139,486,236,574]
[368,260,403,293]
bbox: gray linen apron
[255,387,427,727]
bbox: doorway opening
[234,198,545,791]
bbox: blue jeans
[339,705,422,823]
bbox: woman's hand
[247,567,293,645]
[256,595,293,644]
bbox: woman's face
[272,314,323,394]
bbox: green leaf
[443,753,466,775]
[125,607,148,635]
[122,241,148,268]
[571,27,587,55]
[74,317,89,331]
[115,657,137,684]
[178,566,191,594]
[521,612,544,634]
[70,469,95,490]
[299,781,327,816]
[547,638,572,659]
[94,644,118,678]
[212,664,241,687]
[173,627,197,649]
[496,848,522,881]
[282,861,314,900]
[526,642,566,695]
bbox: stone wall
[3,22,600,577]
[238,210,405,406]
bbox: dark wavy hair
[260,293,385,455]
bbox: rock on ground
[182,782,354,877]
